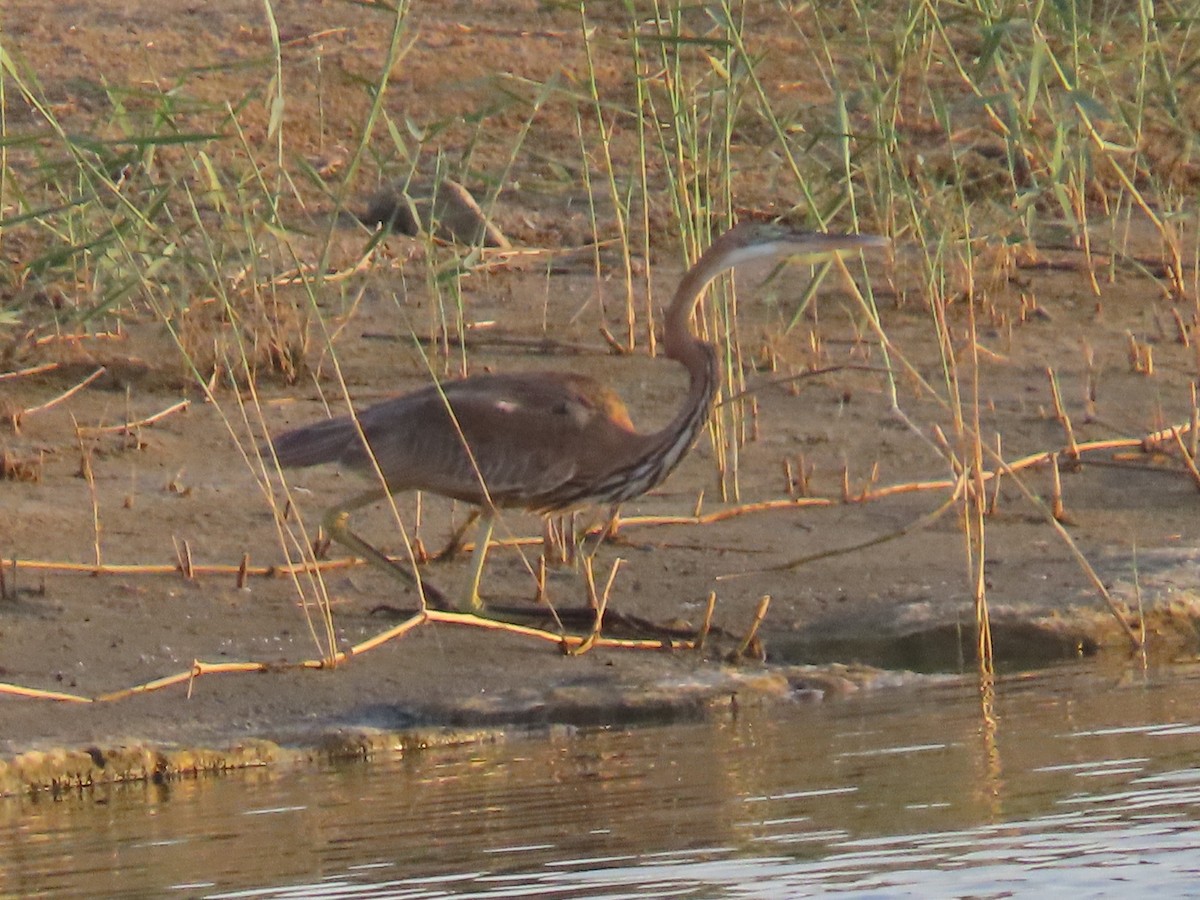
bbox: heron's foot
[432,534,466,562]
[364,575,454,616]
[588,531,655,552]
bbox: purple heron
[265,220,885,613]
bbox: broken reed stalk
[1190,383,1199,460]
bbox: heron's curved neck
[662,242,732,371]
[651,238,742,448]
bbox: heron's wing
[345,372,642,509]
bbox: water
[4,663,1200,898]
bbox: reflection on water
[4,664,1200,897]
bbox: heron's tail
[262,415,359,469]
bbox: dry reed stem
[1190,384,1199,459]
[747,478,965,577]
[1170,427,1200,491]
[70,417,104,571]
[341,612,428,657]
[534,554,549,603]
[0,362,60,382]
[173,537,195,581]
[1049,453,1067,521]
[695,591,717,650]
[75,399,190,436]
[0,558,365,578]
[1046,367,1079,459]
[731,595,770,661]
[14,366,106,425]
[0,683,92,703]
[1171,308,1191,347]
[567,558,622,656]
[988,434,1004,514]
[221,250,377,293]
[32,330,123,348]
[987,453,1143,651]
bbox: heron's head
[715,218,888,268]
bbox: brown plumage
[266,220,885,611]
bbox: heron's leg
[463,511,495,612]
[434,508,481,561]
[321,490,452,610]
[587,505,621,553]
